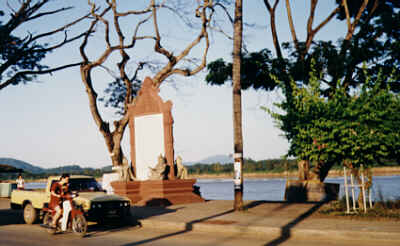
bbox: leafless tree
[79,0,216,168]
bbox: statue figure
[121,158,136,181]
[115,157,136,181]
[175,156,188,179]
[148,154,168,180]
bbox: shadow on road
[263,202,326,246]
[85,204,181,238]
[120,201,235,246]
[0,208,24,226]
[119,200,327,246]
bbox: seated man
[50,173,70,228]
[60,174,73,232]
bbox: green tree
[206,0,400,94]
[0,0,89,91]
[206,0,400,181]
[266,66,400,182]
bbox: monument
[111,77,204,206]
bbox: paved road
[1,198,399,246]
[2,221,399,246]
[0,210,397,246]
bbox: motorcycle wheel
[72,214,87,237]
[43,213,56,235]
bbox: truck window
[69,179,102,192]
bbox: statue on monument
[148,154,169,180]
[175,156,188,179]
[114,157,136,181]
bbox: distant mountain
[0,158,110,175]
[185,154,233,165]
[0,158,45,174]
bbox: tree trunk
[232,0,244,211]
[80,64,129,168]
[308,161,334,182]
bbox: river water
[26,175,400,201]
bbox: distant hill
[0,158,44,174]
[185,154,234,165]
[0,158,112,175]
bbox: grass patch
[319,197,400,220]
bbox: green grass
[319,196,400,220]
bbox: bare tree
[79,0,215,169]
[0,0,90,91]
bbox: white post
[344,167,350,213]
[369,189,373,208]
[350,172,356,210]
[361,165,367,213]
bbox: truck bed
[10,189,49,209]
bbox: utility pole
[232,0,243,211]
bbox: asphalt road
[2,222,398,246]
[1,198,398,246]
[0,211,397,246]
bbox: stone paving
[131,200,400,243]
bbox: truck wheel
[23,203,37,224]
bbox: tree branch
[0,62,82,90]
[263,0,282,58]
[285,0,299,52]
[26,6,73,21]
[153,1,211,85]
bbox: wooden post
[232,0,244,211]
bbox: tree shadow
[263,202,326,246]
[0,208,24,226]
[120,202,235,246]
[119,200,327,246]
[85,201,182,238]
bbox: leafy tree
[206,0,400,181]
[0,0,90,91]
[206,0,400,94]
[265,65,400,181]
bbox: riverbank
[188,166,400,179]
[1,166,399,183]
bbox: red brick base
[111,179,205,206]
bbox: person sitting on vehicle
[60,174,73,231]
[50,173,70,228]
[16,174,25,190]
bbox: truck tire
[23,203,37,224]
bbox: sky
[0,0,345,169]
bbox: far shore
[188,166,400,179]
[2,166,399,183]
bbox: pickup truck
[10,175,131,224]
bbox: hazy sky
[0,0,345,169]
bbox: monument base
[111,179,205,206]
[284,180,339,202]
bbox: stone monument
[111,77,204,206]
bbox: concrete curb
[139,219,400,243]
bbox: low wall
[284,180,340,202]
